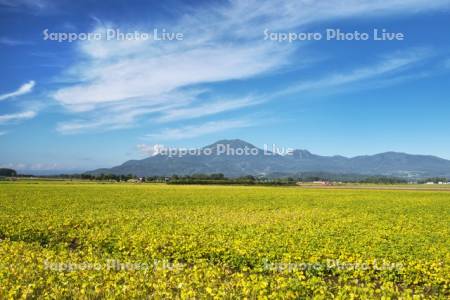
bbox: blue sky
[0,0,450,173]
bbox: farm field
[0,182,449,299]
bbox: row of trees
[55,173,138,181]
[46,173,171,182]
[4,168,446,185]
[36,173,295,185]
[0,168,17,177]
[167,174,409,185]
[168,174,293,185]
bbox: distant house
[127,179,141,183]
[425,182,435,185]
[312,181,331,186]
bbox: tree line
[2,168,447,185]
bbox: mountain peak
[205,139,258,149]
[292,149,315,159]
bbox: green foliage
[0,168,17,177]
[0,182,449,298]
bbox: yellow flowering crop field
[0,182,449,299]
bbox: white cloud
[0,81,35,101]
[54,41,283,111]
[56,99,191,134]
[0,0,51,11]
[279,49,429,95]
[445,59,450,69]
[0,37,31,46]
[0,111,37,124]
[0,162,64,171]
[0,131,7,136]
[136,144,166,157]
[52,0,449,134]
[146,119,254,140]
[156,96,261,123]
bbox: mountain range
[88,139,450,179]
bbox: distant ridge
[88,139,450,179]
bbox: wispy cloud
[0,131,7,136]
[146,119,254,140]
[52,0,449,135]
[0,162,67,171]
[136,144,166,157]
[278,49,430,95]
[0,0,52,12]
[0,111,37,124]
[56,99,191,134]
[0,37,32,46]
[445,58,450,69]
[156,96,261,123]
[0,81,35,101]
[53,33,284,111]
